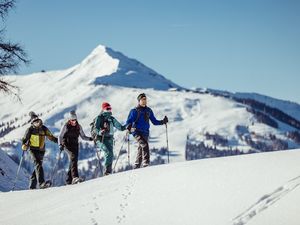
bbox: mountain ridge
[1,44,300,190]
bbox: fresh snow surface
[0,149,300,225]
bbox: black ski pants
[65,143,79,184]
[29,150,45,189]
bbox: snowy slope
[2,85,292,163]
[0,150,299,225]
[0,148,29,191]
[206,88,300,121]
[1,44,300,189]
[233,92,300,121]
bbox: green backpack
[90,115,102,140]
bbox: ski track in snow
[232,175,300,225]
[80,187,103,225]
[79,170,137,225]
[116,169,137,224]
[88,194,101,225]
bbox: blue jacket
[126,106,163,137]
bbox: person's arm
[149,108,163,126]
[125,109,137,129]
[21,127,31,150]
[112,117,126,131]
[58,125,67,145]
[45,127,58,143]
[22,127,31,145]
[95,115,102,135]
[79,124,92,141]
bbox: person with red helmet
[93,102,126,175]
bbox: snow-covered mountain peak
[70,44,119,79]
[69,44,181,90]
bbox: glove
[126,124,132,132]
[126,124,136,133]
[22,144,28,151]
[59,144,64,151]
[100,129,107,135]
[162,116,168,124]
[89,137,93,141]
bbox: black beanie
[137,93,146,101]
[29,111,39,123]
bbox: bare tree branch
[0,76,21,101]
[0,0,15,20]
[0,0,29,101]
[0,42,30,75]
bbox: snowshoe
[40,180,52,189]
[71,177,84,184]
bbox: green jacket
[95,111,126,139]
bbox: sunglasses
[33,120,42,127]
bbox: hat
[29,111,39,123]
[102,102,112,111]
[137,93,146,101]
[69,110,77,120]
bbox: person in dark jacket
[126,93,168,169]
[94,102,127,175]
[58,110,93,184]
[22,111,58,189]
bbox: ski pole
[95,133,106,177]
[95,149,103,177]
[113,132,129,173]
[165,124,170,163]
[11,151,25,191]
[127,132,130,167]
[50,149,63,185]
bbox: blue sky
[5,0,300,103]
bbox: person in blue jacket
[126,93,168,169]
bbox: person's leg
[29,169,37,189]
[65,154,72,185]
[103,138,114,175]
[65,144,79,182]
[30,150,45,188]
[134,135,149,168]
[140,136,150,167]
[97,138,113,175]
[65,147,72,184]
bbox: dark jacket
[58,122,90,146]
[22,125,58,151]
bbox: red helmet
[102,102,112,111]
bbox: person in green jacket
[94,102,126,175]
